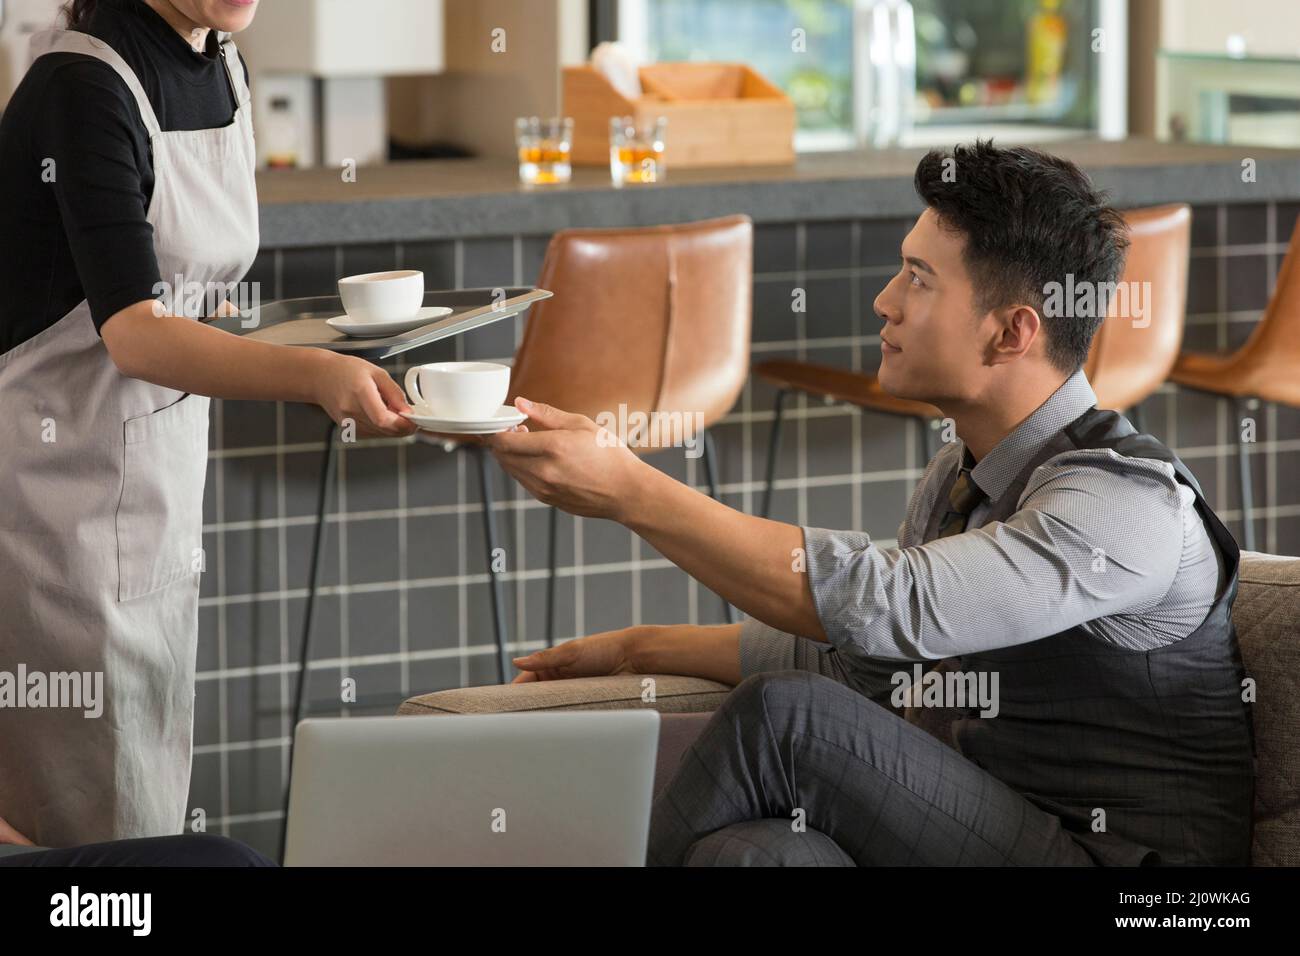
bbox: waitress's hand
[0,813,34,846]
[314,354,417,438]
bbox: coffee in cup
[404,361,511,420]
[338,269,424,323]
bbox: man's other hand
[511,626,646,683]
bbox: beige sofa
[399,552,1300,865]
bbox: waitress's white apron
[0,30,257,846]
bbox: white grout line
[1188,240,1290,258]
[336,440,349,718]
[200,428,1300,540]
[574,514,586,638]
[1215,205,1228,521]
[512,236,527,655]
[275,402,289,787]
[199,641,516,683]
[754,264,898,282]
[796,224,809,529]
[851,221,864,532]
[396,241,410,697]
[455,239,468,687]
[1265,204,1279,555]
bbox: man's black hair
[913,139,1130,373]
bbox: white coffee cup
[405,361,511,421]
[338,269,424,323]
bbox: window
[616,0,1126,149]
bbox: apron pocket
[116,395,210,602]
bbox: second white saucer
[326,306,454,338]
[403,405,528,434]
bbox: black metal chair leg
[700,428,736,624]
[1234,396,1257,552]
[476,446,509,683]
[760,389,788,520]
[281,419,337,861]
[293,421,338,730]
[701,427,720,499]
[545,505,558,647]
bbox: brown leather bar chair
[753,203,1191,519]
[1171,212,1300,551]
[440,215,753,679]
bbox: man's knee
[725,670,842,723]
[722,669,903,755]
[683,820,856,867]
[729,670,814,709]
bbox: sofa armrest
[397,673,732,716]
[398,674,726,800]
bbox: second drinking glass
[609,116,667,186]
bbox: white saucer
[403,405,527,434]
[326,306,454,338]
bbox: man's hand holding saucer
[486,397,651,520]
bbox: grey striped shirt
[740,369,1224,685]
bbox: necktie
[936,467,986,538]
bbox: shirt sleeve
[31,59,163,331]
[802,448,1188,661]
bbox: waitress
[0,0,415,848]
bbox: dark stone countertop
[256,138,1300,247]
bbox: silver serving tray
[210,287,551,360]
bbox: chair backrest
[1083,203,1190,411]
[1233,211,1300,380]
[508,216,753,433]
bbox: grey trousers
[647,670,1098,866]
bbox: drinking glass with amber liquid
[516,117,573,186]
[609,116,666,187]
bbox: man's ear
[988,304,1041,365]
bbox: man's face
[874,208,992,407]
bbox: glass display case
[614,0,1127,149]
[1158,51,1300,147]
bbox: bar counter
[255,139,1300,247]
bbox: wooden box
[563,62,796,168]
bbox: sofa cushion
[397,673,731,716]
[1236,551,1300,866]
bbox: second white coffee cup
[405,361,511,421]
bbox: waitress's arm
[101,300,416,437]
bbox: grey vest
[924,407,1256,866]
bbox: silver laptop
[283,711,660,867]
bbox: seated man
[486,140,1255,867]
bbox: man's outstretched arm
[490,398,1191,663]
